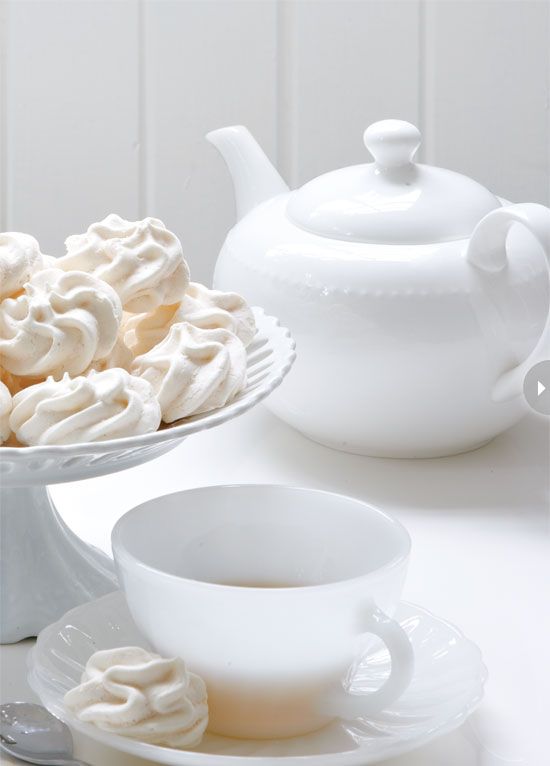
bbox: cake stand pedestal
[1,484,118,644]
[0,309,295,643]
[0,440,180,644]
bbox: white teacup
[112,485,414,739]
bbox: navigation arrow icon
[524,361,550,415]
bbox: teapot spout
[206,125,289,221]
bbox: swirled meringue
[122,304,181,357]
[181,282,256,346]
[131,322,247,422]
[0,381,12,444]
[86,336,134,374]
[0,232,45,299]
[58,214,190,313]
[123,282,256,356]
[9,368,161,446]
[41,254,59,269]
[0,268,122,378]
[64,647,208,748]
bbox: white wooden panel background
[1,0,549,285]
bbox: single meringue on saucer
[58,214,190,313]
[131,322,247,422]
[0,268,122,379]
[9,368,161,446]
[0,380,12,444]
[64,647,208,749]
[0,232,45,300]
[123,281,256,356]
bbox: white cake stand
[0,309,295,643]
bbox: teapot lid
[286,120,501,244]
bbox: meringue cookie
[1,367,21,396]
[0,268,122,378]
[58,214,190,313]
[86,336,134,374]
[0,381,12,444]
[123,282,256,356]
[0,367,43,396]
[181,282,256,346]
[0,232,45,299]
[41,254,59,268]
[9,368,161,446]
[131,322,247,422]
[122,304,179,357]
[64,647,208,748]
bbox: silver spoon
[0,703,89,766]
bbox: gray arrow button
[523,360,550,416]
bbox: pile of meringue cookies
[0,214,256,447]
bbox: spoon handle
[0,746,90,766]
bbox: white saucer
[28,592,486,766]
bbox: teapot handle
[466,203,550,402]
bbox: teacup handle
[319,606,414,720]
[466,202,550,402]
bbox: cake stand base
[0,484,117,644]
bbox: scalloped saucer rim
[28,592,487,766]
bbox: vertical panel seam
[276,0,296,187]
[547,0,550,204]
[0,0,8,229]
[275,0,281,172]
[420,0,435,165]
[138,0,146,218]
[417,0,427,160]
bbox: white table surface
[1,405,548,766]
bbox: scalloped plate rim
[1,307,296,458]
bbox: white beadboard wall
[1,0,549,284]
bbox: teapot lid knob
[364,119,421,169]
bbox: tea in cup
[112,484,414,739]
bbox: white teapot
[208,120,550,457]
